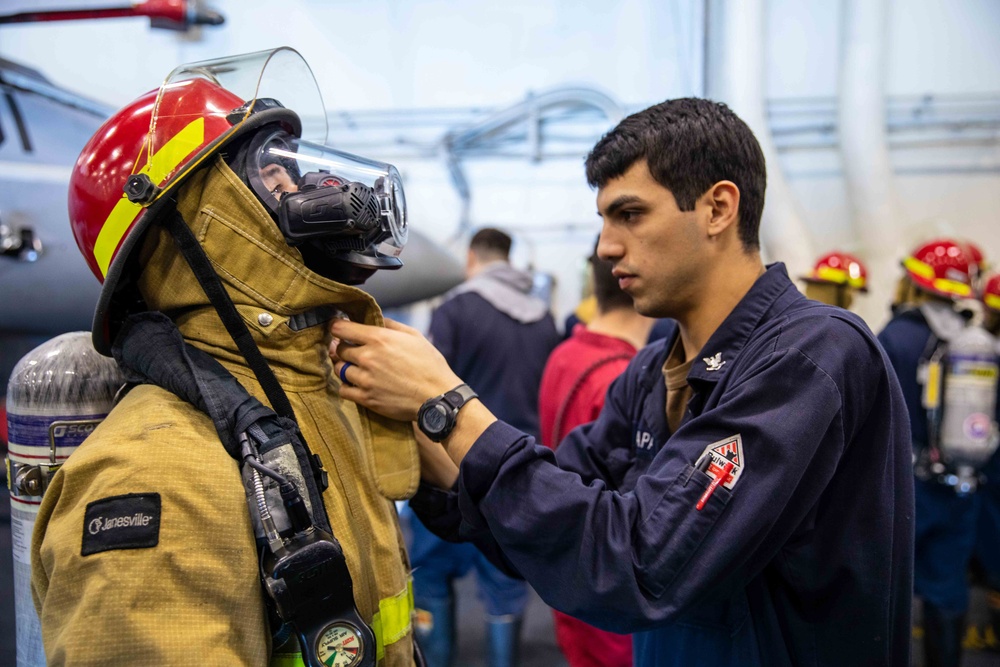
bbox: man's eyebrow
[599,194,645,218]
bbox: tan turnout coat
[31,157,419,665]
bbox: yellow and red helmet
[902,239,974,300]
[982,273,1000,313]
[69,47,324,284]
[800,251,868,292]
[67,48,326,352]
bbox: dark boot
[413,596,455,667]
[485,613,523,667]
[923,603,966,667]
[986,588,1000,651]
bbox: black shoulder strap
[112,311,331,533]
[164,210,296,421]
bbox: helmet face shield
[139,47,326,203]
[246,129,408,270]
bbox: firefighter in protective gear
[878,238,999,667]
[890,238,974,316]
[31,48,420,666]
[799,250,868,310]
[972,271,1000,652]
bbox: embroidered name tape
[82,493,161,556]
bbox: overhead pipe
[707,0,815,276]
[441,86,625,238]
[839,0,908,328]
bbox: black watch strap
[418,383,478,442]
[441,383,478,411]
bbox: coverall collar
[686,262,802,386]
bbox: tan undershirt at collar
[663,336,695,434]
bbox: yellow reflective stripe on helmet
[269,652,305,667]
[814,266,848,284]
[933,278,971,297]
[986,293,1000,311]
[371,580,415,661]
[903,256,935,280]
[93,117,206,277]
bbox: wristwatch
[417,384,479,442]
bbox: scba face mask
[246,127,408,272]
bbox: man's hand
[330,318,463,421]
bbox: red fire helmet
[902,239,974,299]
[800,251,868,292]
[982,273,1000,312]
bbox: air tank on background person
[5,332,124,667]
[938,323,1000,493]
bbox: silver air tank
[938,323,1000,493]
[5,332,124,667]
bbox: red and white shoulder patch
[698,434,744,490]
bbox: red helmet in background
[902,239,974,299]
[982,273,1000,313]
[800,251,869,292]
[963,241,986,272]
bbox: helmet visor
[138,47,326,199]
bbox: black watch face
[421,404,449,434]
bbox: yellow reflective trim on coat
[93,117,206,277]
[985,293,1000,311]
[372,580,415,661]
[269,652,305,667]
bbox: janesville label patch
[82,493,161,556]
[697,434,745,490]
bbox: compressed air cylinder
[5,332,124,667]
[939,324,1000,472]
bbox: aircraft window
[3,90,32,152]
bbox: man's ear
[703,180,740,239]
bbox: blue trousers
[914,477,980,613]
[408,511,528,617]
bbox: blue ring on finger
[339,361,355,387]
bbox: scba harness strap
[113,312,376,667]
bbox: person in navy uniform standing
[877,239,993,667]
[330,98,914,667]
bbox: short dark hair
[585,98,766,250]
[589,240,633,313]
[469,227,512,261]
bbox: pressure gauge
[315,622,365,667]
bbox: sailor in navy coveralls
[331,98,915,667]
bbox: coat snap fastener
[257,313,274,326]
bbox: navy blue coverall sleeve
[417,318,888,635]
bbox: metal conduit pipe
[839,0,908,329]
[711,0,814,275]
[441,86,625,237]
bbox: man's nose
[596,226,622,261]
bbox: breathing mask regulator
[244,124,407,283]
